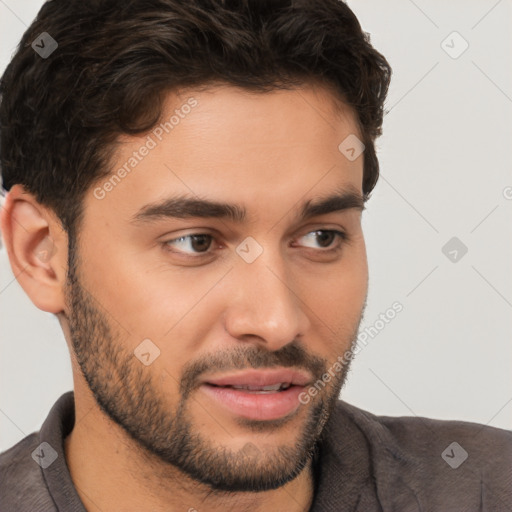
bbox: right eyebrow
[131,196,247,224]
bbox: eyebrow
[131,187,365,225]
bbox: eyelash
[162,229,348,258]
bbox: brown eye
[165,234,214,254]
[298,230,346,250]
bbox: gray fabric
[1,391,511,511]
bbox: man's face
[64,83,368,491]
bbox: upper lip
[203,368,313,387]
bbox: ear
[0,184,68,314]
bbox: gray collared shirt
[1,391,511,511]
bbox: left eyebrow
[299,187,365,220]
[130,187,365,225]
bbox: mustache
[179,341,327,398]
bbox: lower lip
[200,384,306,421]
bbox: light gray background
[1,0,511,452]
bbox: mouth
[206,382,294,393]
[202,367,312,388]
[199,368,312,421]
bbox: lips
[203,368,313,390]
[200,368,313,420]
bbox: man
[0,0,510,510]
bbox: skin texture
[1,83,369,512]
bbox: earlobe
[0,185,68,314]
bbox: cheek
[80,230,202,330]
[296,241,368,347]
[77,245,213,389]
[305,238,367,302]
[335,244,368,325]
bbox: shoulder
[328,400,512,510]
[0,432,57,511]
[334,399,512,460]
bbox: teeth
[231,383,291,391]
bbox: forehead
[86,83,364,226]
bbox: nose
[223,249,311,351]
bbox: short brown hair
[0,0,391,238]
